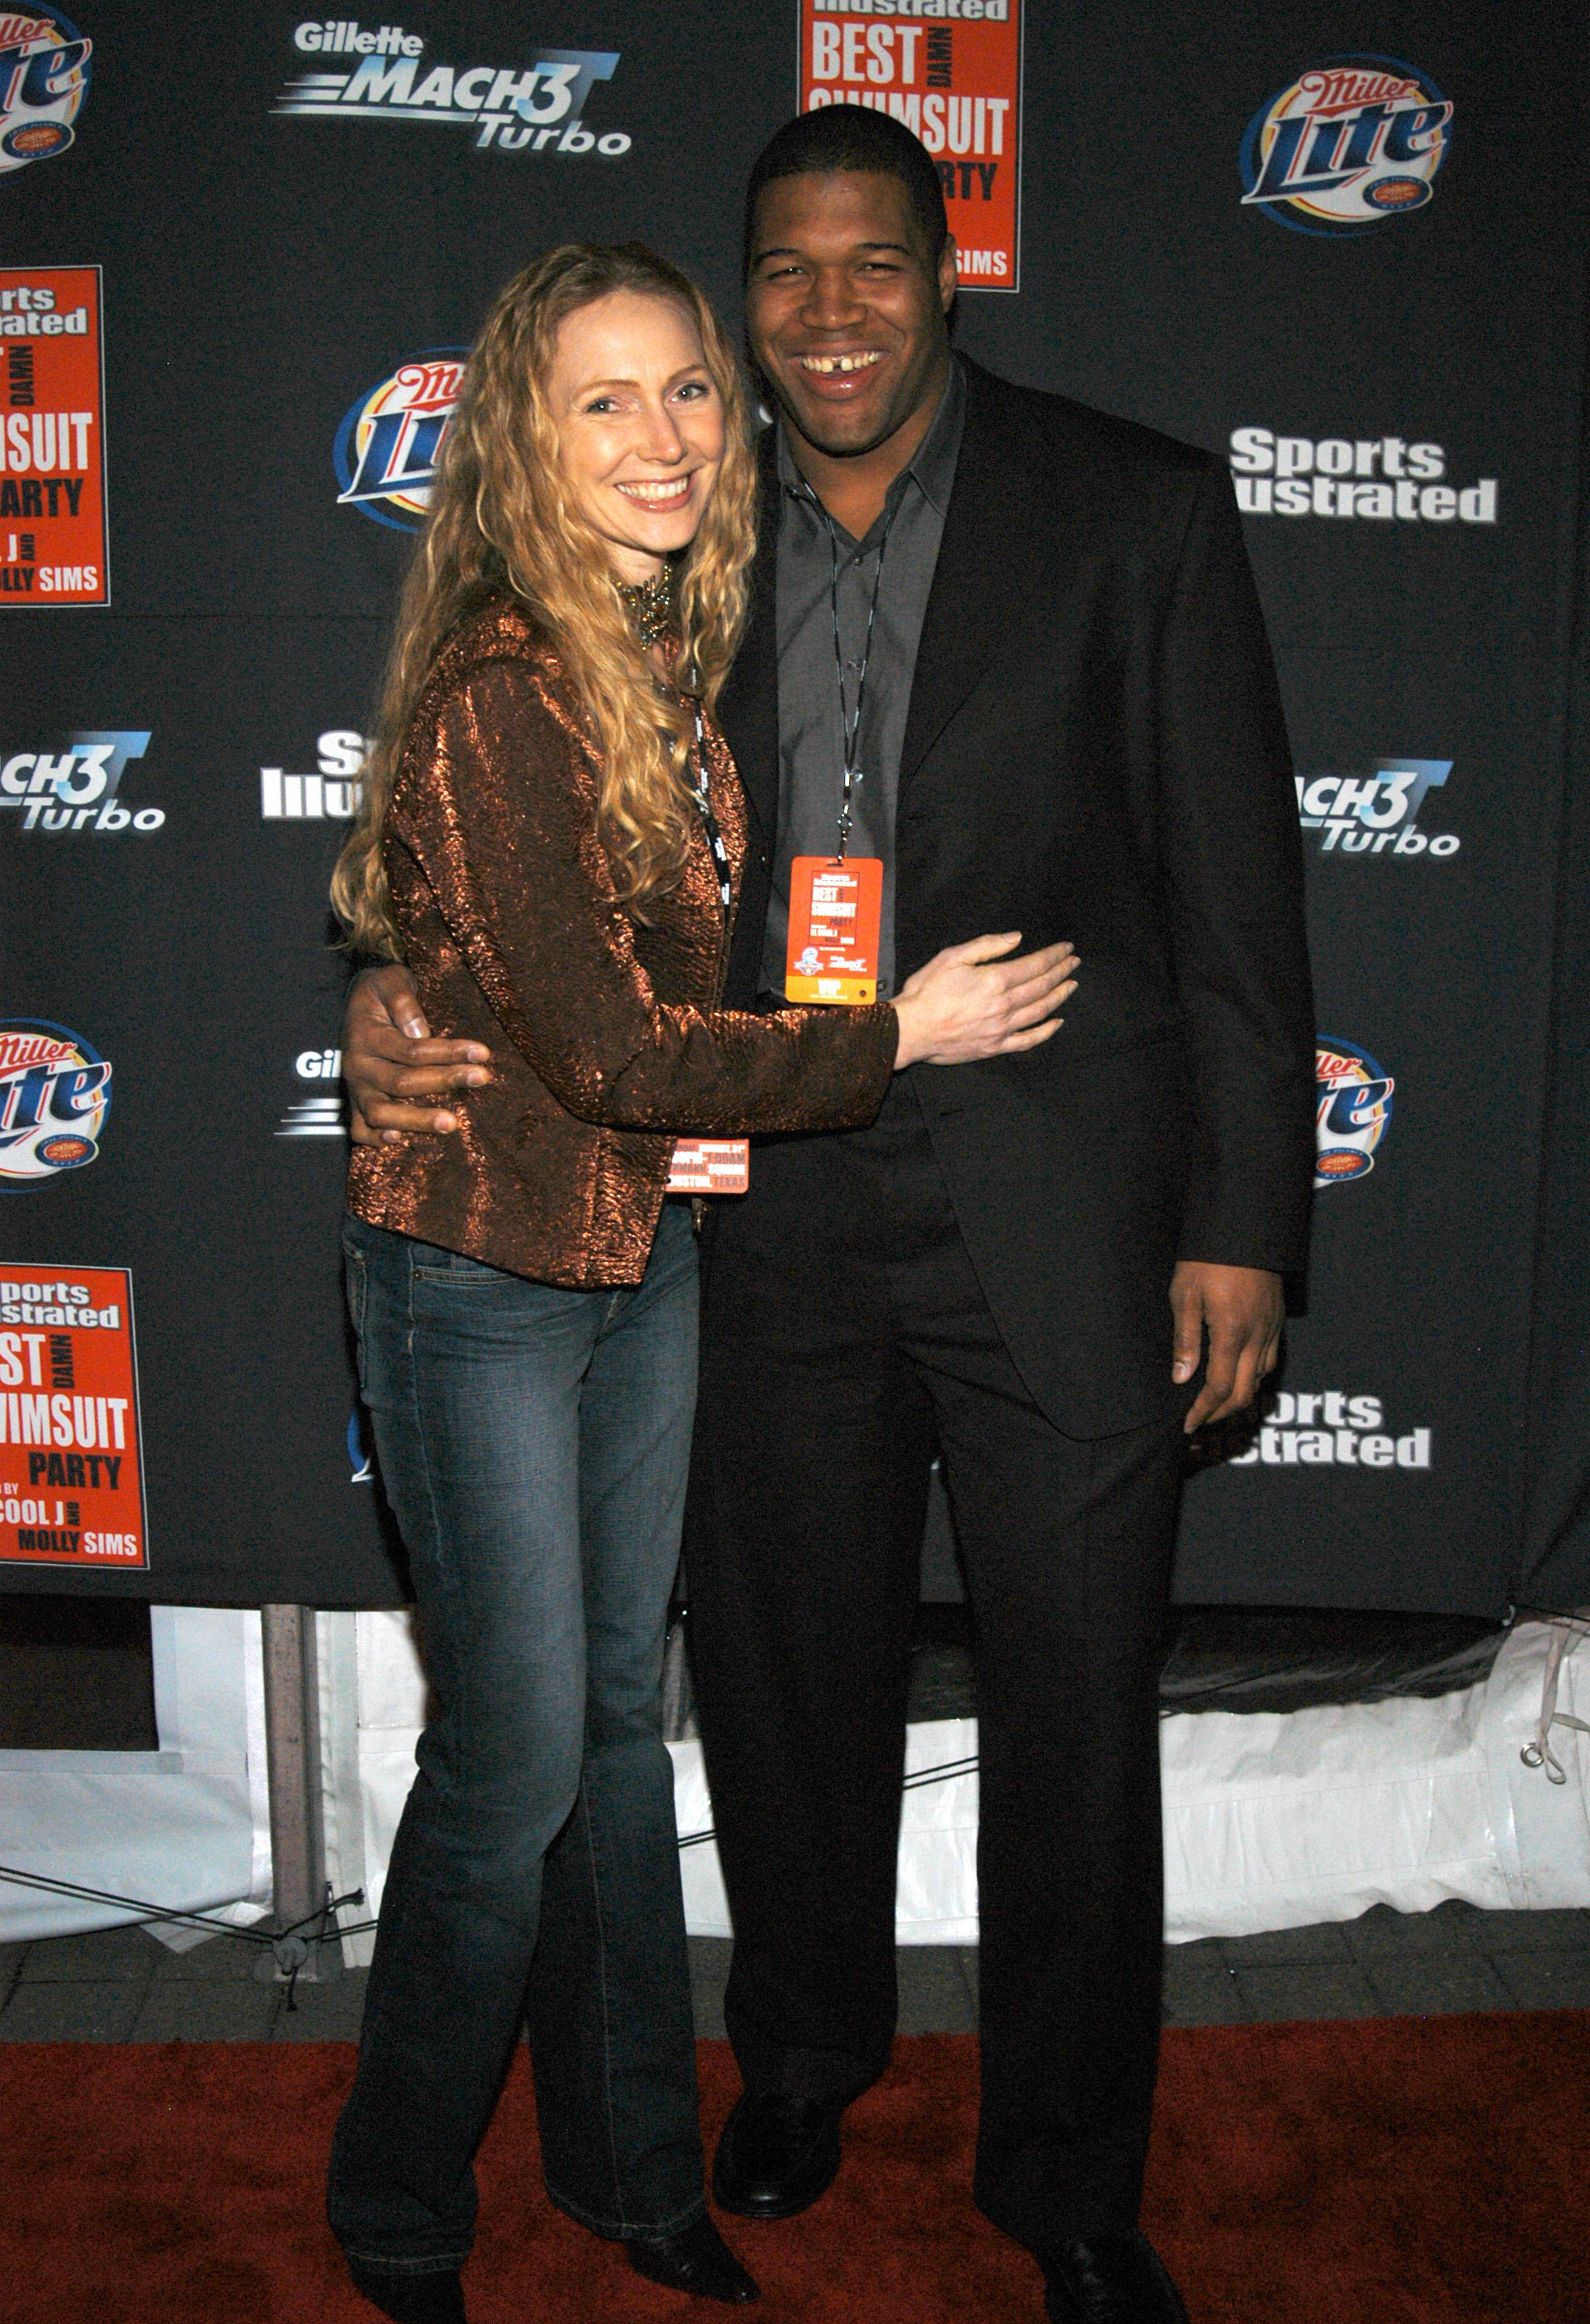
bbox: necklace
[615,565,676,648]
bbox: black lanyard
[687,702,732,921]
[799,483,894,861]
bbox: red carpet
[2,2019,1585,2323]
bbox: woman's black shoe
[624,2213,759,2302]
[347,2257,468,2322]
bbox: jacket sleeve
[1155,462,1317,1273]
[387,658,898,1133]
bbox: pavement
[2,1903,1589,2044]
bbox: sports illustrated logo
[260,728,368,820]
[0,1019,111,1184]
[1229,1390,1431,1472]
[334,356,464,531]
[276,27,629,157]
[1240,57,1451,235]
[1230,431,1495,525]
[0,731,160,834]
[0,1263,148,1568]
[800,0,1023,290]
[1315,1040,1393,1189]
[2,264,108,606]
[0,9,91,174]
[1296,758,1458,859]
[278,1047,346,1139]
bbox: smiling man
[683,115,1313,2324]
[342,108,1315,2324]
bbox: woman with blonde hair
[325,242,1075,2324]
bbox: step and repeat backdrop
[3,2,1587,1611]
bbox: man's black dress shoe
[711,2092,845,2219]
[347,2258,467,2324]
[1038,2232,1190,2324]
[625,2213,759,2302]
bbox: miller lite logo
[1315,1039,1394,1188]
[0,1019,111,1184]
[1241,57,1451,235]
[334,350,466,531]
[0,8,89,174]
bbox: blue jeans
[327,1202,704,2271]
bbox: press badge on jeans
[666,1138,750,1195]
[784,855,883,1005]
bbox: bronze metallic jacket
[346,600,898,1287]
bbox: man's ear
[938,238,959,312]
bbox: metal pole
[260,1604,325,1957]
[661,1612,697,1742]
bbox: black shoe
[625,2213,759,2302]
[1038,2232,1190,2324]
[711,2092,846,2220]
[347,2258,467,2324]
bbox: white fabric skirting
[0,1607,272,1946]
[2,1610,1582,1953]
[325,1614,1590,1956]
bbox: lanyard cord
[801,483,894,860]
[649,660,731,923]
[687,700,733,921]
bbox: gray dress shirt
[760,359,966,1001]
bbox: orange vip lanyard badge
[784,854,884,1005]
[783,481,893,1009]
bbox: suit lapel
[899,359,1035,792]
[724,365,1054,834]
[717,434,781,849]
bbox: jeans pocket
[411,1245,511,1285]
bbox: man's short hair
[743,105,949,277]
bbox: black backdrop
[4,2,1587,1614]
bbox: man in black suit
[346,108,1314,2324]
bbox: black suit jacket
[715,358,1316,1435]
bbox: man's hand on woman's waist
[344,964,492,1147]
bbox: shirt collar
[776,354,965,522]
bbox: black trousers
[684,1074,1187,2250]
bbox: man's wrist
[1174,1256,1283,1279]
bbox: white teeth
[615,479,692,504]
[798,352,883,376]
